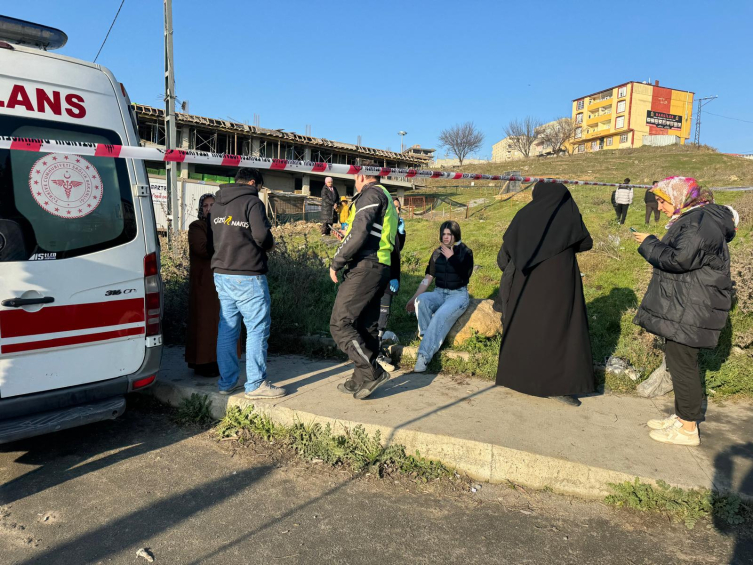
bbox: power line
[93,0,126,63]
[705,112,753,125]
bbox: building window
[616,100,626,113]
[576,113,583,124]
[577,100,584,110]
[591,141,599,151]
[606,137,613,146]
[618,86,627,97]
[615,116,625,129]
[578,144,585,153]
[575,127,582,138]
[620,134,629,143]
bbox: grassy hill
[429,145,753,189]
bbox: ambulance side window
[0,116,136,262]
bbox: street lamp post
[398,131,407,153]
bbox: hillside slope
[430,145,753,188]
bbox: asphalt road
[1,396,750,565]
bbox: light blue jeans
[214,273,271,393]
[416,287,470,363]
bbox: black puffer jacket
[633,204,736,349]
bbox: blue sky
[9,0,753,157]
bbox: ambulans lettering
[0,85,86,119]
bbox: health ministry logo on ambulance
[28,153,102,218]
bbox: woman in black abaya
[495,182,594,407]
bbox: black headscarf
[197,193,215,220]
[502,182,590,274]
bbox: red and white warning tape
[1,136,655,188]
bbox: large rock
[446,298,502,345]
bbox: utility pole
[164,0,179,239]
[398,130,407,153]
[694,95,718,146]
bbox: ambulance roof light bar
[0,15,67,51]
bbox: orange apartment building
[570,80,694,153]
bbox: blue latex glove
[389,279,399,293]
[397,218,405,235]
[340,222,348,232]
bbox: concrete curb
[151,377,671,500]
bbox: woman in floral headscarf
[632,177,736,446]
[186,193,221,376]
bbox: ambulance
[0,16,163,443]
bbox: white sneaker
[244,380,286,399]
[647,413,679,430]
[413,355,427,373]
[377,354,396,373]
[649,424,700,446]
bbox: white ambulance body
[0,18,163,443]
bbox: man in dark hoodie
[329,164,398,400]
[632,177,736,447]
[209,168,286,399]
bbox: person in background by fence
[186,193,221,377]
[645,180,660,225]
[320,177,340,236]
[494,182,594,407]
[209,168,286,399]
[376,197,407,372]
[632,177,736,446]
[329,166,397,400]
[614,177,633,225]
[406,221,473,373]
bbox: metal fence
[267,192,323,225]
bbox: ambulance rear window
[0,116,136,261]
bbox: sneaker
[413,355,428,373]
[218,384,244,396]
[353,371,390,400]
[649,424,700,446]
[337,379,360,394]
[377,353,396,372]
[647,413,679,430]
[244,380,286,399]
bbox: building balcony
[587,98,613,110]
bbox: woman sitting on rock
[495,182,595,407]
[406,221,473,373]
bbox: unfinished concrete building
[133,104,434,198]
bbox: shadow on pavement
[0,395,200,506]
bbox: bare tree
[539,117,578,156]
[438,122,485,166]
[503,117,544,158]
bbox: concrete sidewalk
[153,347,753,500]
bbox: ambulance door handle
[2,296,55,308]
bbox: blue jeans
[416,287,470,363]
[214,273,271,393]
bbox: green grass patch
[175,393,215,426]
[605,478,750,530]
[217,405,452,480]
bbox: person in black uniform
[329,165,398,400]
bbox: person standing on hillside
[320,177,340,236]
[209,168,286,399]
[494,182,594,407]
[644,180,660,225]
[329,165,398,399]
[632,177,736,446]
[614,178,633,225]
